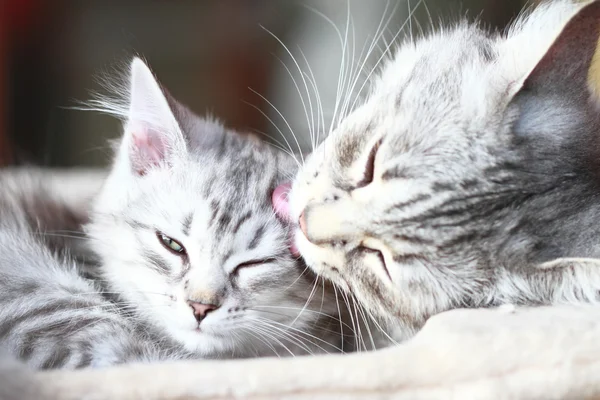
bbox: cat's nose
[187,300,218,323]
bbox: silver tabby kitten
[0,57,349,370]
[275,0,600,340]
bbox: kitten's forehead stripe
[182,213,193,236]
[247,225,266,250]
[215,212,232,236]
[208,200,219,226]
[232,211,252,234]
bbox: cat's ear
[510,1,600,100]
[123,57,187,176]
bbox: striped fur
[0,58,362,372]
[288,0,600,339]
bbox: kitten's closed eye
[232,258,277,276]
[355,139,382,189]
[157,232,186,255]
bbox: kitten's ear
[123,58,186,176]
[511,1,600,100]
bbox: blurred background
[1,0,536,168]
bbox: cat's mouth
[272,182,300,257]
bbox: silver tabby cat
[275,0,600,340]
[0,58,353,370]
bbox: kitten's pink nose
[187,301,218,323]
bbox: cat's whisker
[248,88,305,163]
[250,318,317,355]
[319,276,327,322]
[271,54,313,153]
[340,289,363,352]
[332,284,346,353]
[349,0,423,114]
[44,230,86,235]
[238,326,282,358]
[362,302,399,347]
[253,317,336,355]
[297,51,323,151]
[290,272,321,327]
[34,232,87,241]
[246,321,297,357]
[249,128,300,161]
[261,25,315,162]
[250,306,354,331]
[242,100,302,167]
[300,4,346,147]
[255,316,344,353]
[344,0,397,120]
[355,298,376,350]
[283,264,312,292]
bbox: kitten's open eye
[232,257,277,276]
[355,139,382,188]
[358,245,391,281]
[157,232,186,255]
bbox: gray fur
[0,58,361,376]
[289,0,600,339]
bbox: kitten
[275,0,600,339]
[0,57,350,370]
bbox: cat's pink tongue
[272,183,300,257]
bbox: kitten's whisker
[254,316,342,353]
[44,230,86,235]
[248,88,305,163]
[242,101,301,167]
[363,303,399,346]
[247,322,296,357]
[349,0,423,114]
[34,232,87,241]
[271,54,314,153]
[297,51,324,150]
[344,0,397,120]
[261,25,315,162]
[283,264,312,292]
[250,318,316,354]
[290,273,321,327]
[340,289,362,352]
[250,128,300,161]
[250,307,354,331]
[238,326,281,358]
[355,299,376,350]
[333,284,345,353]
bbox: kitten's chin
[170,326,233,356]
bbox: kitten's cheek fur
[294,230,344,279]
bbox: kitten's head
[86,58,346,357]
[284,1,600,326]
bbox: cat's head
[283,1,600,326]
[85,58,347,357]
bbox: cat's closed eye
[157,232,186,255]
[355,139,382,189]
[232,258,277,276]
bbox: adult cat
[0,57,354,370]
[275,0,600,339]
